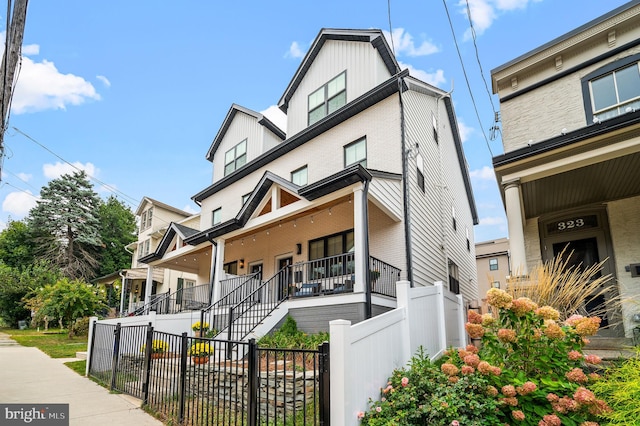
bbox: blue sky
[0,0,631,243]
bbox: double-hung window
[308,72,346,125]
[212,208,221,226]
[489,258,498,271]
[584,55,640,122]
[344,137,366,168]
[224,139,247,176]
[291,166,308,186]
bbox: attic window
[224,139,247,176]
[308,71,346,125]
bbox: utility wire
[12,126,141,206]
[441,0,494,157]
[387,0,395,55]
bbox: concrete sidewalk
[0,333,163,426]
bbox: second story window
[140,207,153,231]
[291,166,308,186]
[489,258,498,271]
[212,208,222,226]
[344,137,366,168]
[224,139,247,176]
[416,153,425,192]
[308,72,346,125]
[138,239,150,258]
[587,55,640,120]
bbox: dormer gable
[206,104,286,182]
[278,28,400,136]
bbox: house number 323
[557,219,585,230]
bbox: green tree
[28,171,103,280]
[24,277,105,337]
[0,219,35,269]
[0,262,59,326]
[96,196,136,278]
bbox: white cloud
[470,165,496,181]
[11,56,100,114]
[17,172,32,182]
[260,105,287,133]
[383,28,439,57]
[43,162,98,179]
[457,119,473,143]
[285,41,305,59]
[22,43,40,55]
[479,216,506,226]
[460,0,541,40]
[398,61,446,87]
[182,204,198,215]
[2,190,38,218]
[96,75,111,87]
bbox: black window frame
[224,139,247,176]
[581,53,640,123]
[489,258,499,271]
[344,137,367,168]
[212,207,222,226]
[308,71,347,126]
[291,165,308,186]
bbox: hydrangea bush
[360,288,610,426]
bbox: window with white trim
[582,55,640,123]
[344,137,366,168]
[416,153,425,192]
[224,139,247,176]
[489,258,498,271]
[140,207,153,231]
[308,72,346,125]
[291,166,308,186]
[212,208,221,226]
[138,239,150,258]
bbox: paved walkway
[0,333,163,426]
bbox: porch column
[118,271,127,316]
[353,186,367,294]
[144,265,153,314]
[212,238,225,303]
[503,179,527,275]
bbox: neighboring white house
[491,1,640,338]
[134,28,479,334]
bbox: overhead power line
[441,0,494,157]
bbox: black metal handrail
[226,267,291,356]
[369,256,401,298]
[128,283,211,316]
[200,272,261,336]
[290,252,356,297]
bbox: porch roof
[493,110,640,218]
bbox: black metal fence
[88,322,330,425]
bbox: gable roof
[278,28,400,114]
[135,196,193,217]
[186,165,371,246]
[193,69,408,204]
[205,104,286,162]
[139,221,200,263]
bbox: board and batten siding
[212,111,265,183]
[286,39,394,136]
[403,89,478,301]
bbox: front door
[540,209,622,337]
[277,257,293,300]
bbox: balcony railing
[127,283,210,316]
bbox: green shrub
[258,315,328,349]
[591,349,640,425]
[71,317,90,336]
[361,288,610,425]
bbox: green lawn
[1,327,88,358]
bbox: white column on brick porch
[144,265,153,314]
[212,238,225,303]
[353,185,366,293]
[504,179,528,274]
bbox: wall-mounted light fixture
[239,259,245,269]
[296,244,302,255]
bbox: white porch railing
[329,281,466,426]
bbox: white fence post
[85,316,98,376]
[434,281,447,357]
[330,319,352,426]
[457,294,467,347]
[396,280,412,363]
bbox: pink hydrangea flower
[357,411,365,419]
[401,377,409,387]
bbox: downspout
[118,270,127,316]
[363,179,372,319]
[398,76,413,285]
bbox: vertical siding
[287,40,393,136]
[403,90,478,301]
[212,111,263,183]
